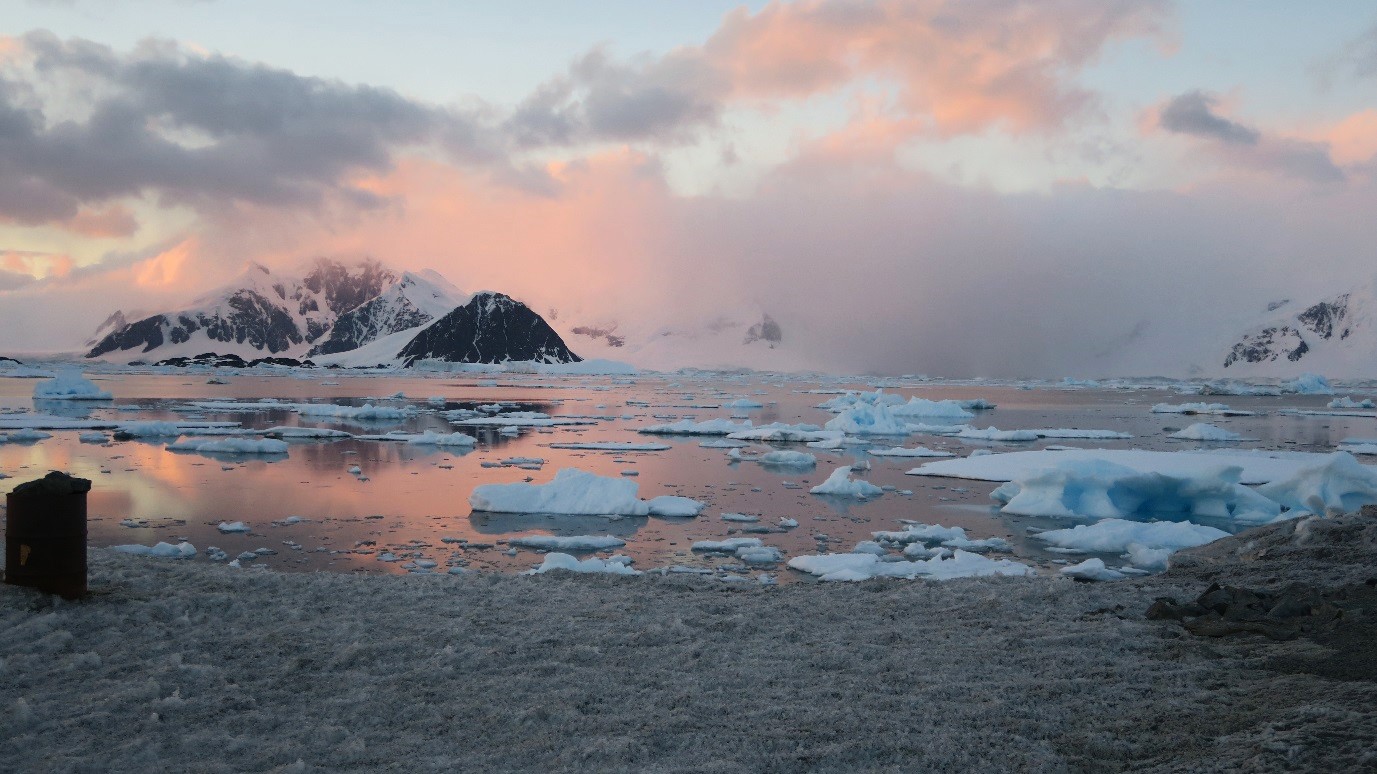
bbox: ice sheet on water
[1151,402,1254,416]
[508,535,626,551]
[111,541,196,559]
[1170,423,1247,442]
[167,438,289,455]
[906,448,1348,485]
[867,446,955,458]
[639,418,752,435]
[1033,519,1229,554]
[823,404,912,436]
[469,468,704,516]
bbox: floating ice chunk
[167,438,289,455]
[1256,451,1377,517]
[526,553,640,575]
[111,541,196,559]
[347,465,363,475]
[699,438,750,448]
[1029,429,1133,440]
[816,390,904,412]
[906,448,1340,485]
[1033,519,1228,554]
[78,431,108,443]
[1329,396,1375,409]
[810,466,883,498]
[405,431,477,447]
[692,537,763,553]
[851,540,887,556]
[728,423,837,443]
[888,398,974,420]
[33,370,113,400]
[1170,423,1245,442]
[871,523,967,544]
[867,446,955,458]
[264,426,354,439]
[217,521,251,533]
[1059,558,1125,581]
[547,442,671,451]
[645,496,705,517]
[941,536,1013,553]
[955,426,1039,442]
[508,535,626,551]
[787,549,1031,582]
[725,398,764,408]
[991,459,1279,522]
[721,512,760,522]
[1285,373,1334,395]
[823,404,911,436]
[7,428,52,441]
[469,468,703,517]
[758,450,817,467]
[779,517,799,528]
[1151,402,1253,416]
[736,546,783,564]
[294,402,417,421]
[640,418,752,435]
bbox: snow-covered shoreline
[3,511,1374,772]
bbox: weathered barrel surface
[5,472,91,599]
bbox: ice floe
[32,370,113,401]
[786,550,1031,582]
[1256,452,1377,517]
[906,448,1351,485]
[1169,423,1246,442]
[469,468,704,516]
[1032,519,1229,555]
[167,438,289,455]
[888,398,975,420]
[1059,558,1125,581]
[546,442,671,451]
[866,446,955,458]
[810,466,883,498]
[526,553,640,575]
[1151,402,1254,416]
[508,535,626,551]
[639,418,752,435]
[757,450,817,467]
[823,404,912,436]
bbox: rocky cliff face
[1223,293,1353,368]
[397,292,580,366]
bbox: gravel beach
[3,512,1375,773]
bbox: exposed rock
[398,292,579,366]
[743,314,783,347]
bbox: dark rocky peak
[744,314,783,347]
[398,292,580,366]
[1297,294,1350,340]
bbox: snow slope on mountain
[1216,278,1377,379]
[306,271,466,357]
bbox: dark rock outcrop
[398,292,579,366]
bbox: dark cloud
[0,31,501,226]
[1159,91,1259,145]
[1159,90,1343,183]
[504,47,724,148]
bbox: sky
[1,0,1376,375]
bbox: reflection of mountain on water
[165,448,288,464]
[468,511,647,540]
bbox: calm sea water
[0,370,1367,580]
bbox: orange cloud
[134,237,197,289]
[64,205,140,238]
[705,0,1171,135]
[1321,109,1377,166]
[1,250,73,280]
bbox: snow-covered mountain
[84,259,577,367]
[87,259,394,360]
[305,270,465,357]
[1217,279,1377,378]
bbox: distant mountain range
[85,259,581,367]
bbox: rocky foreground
[2,512,1375,773]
